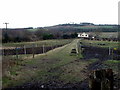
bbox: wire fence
[80,45,120,60]
[1,43,69,59]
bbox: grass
[2,76,11,86]
[103,60,120,74]
[27,28,38,32]
[3,54,34,60]
[74,26,115,29]
[104,60,120,64]
[87,58,99,63]
[3,39,73,48]
[2,39,91,88]
[81,40,119,48]
[100,32,118,38]
[3,39,119,88]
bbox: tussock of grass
[103,60,120,73]
[104,60,120,64]
[88,59,99,63]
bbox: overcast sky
[0,0,119,28]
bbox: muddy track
[1,60,109,90]
[2,59,89,90]
[2,45,120,90]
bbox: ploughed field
[2,39,120,90]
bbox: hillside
[44,24,118,32]
[2,23,119,32]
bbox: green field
[80,39,119,48]
[74,26,115,29]
[3,39,73,48]
[99,32,118,38]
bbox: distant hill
[44,24,118,32]
[2,23,119,43]
[2,23,119,32]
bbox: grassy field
[80,39,119,48]
[2,39,120,89]
[74,25,115,29]
[2,39,97,88]
[99,32,118,38]
[2,39,73,48]
[103,60,120,72]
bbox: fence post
[109,46,111,55]
[89,69,113,90]
[2,49,4,56]
[51,44,52,50]
[43,45,45,53]
[16,47,18,59]
[112,49,113,60]
[24,45,26,55]
[32,44,35,58]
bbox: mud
[2,45,120,90]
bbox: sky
[0,0,119,28]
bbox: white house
[77,32,89,38]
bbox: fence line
[2,43,68,57]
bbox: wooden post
[35,44,37,47]
[109,47,110,55]
[32,44,35,58]
[89,69,113,90]
[112,49,113,60]
[43,45,45,53]
[56,40,57,48]
[52,44,53,50]
[24,45,26,55]
[79,43,82,54]
[16,47,18,59]
[2,49,4,56]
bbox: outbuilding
[77,32,89,38]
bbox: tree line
[2,28,78,43]
[2,24,119,43]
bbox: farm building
[77,32,89,38]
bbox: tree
[62,34,70,39]
[2,33,10,43]
[70,32,78,38]
[43,34,54,40]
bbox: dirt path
[3,39,119,90]
[3,39,88,89]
